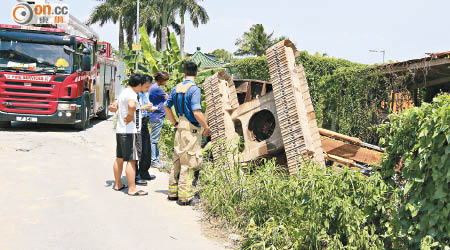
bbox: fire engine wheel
[74,97,90,130]
[0,121,11,129]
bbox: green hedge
[378,94,450,249]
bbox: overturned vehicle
[204,40,383,174]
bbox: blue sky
[1,0,448,64]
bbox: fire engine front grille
[0,79,58,115]
[4,81,52,88]
[2,96,54,113]
[8,95,47,100]
[7,106,48,111]
[9,100,50,105]
[5,88,51,95]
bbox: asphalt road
[0,117,226,250]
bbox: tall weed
[200,147,400,249]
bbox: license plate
[16,117,38,122]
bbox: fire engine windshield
[0,40,73,74]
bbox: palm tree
[235,24,281,56]
[149,0,208,52]
[88,0,133,56]
[178,0,209,58]
[140,0,181,51]
[160,2,180,52]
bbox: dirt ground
[0,117,231,250]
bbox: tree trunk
[180,11,185,59]
[161,4,168,51]
[156,30,161,51]
[180,24,185,59]
[126,28,133,51]
[161,26,168,51]
[119,17,124,57]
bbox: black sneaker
[167,196,178,201]
[177,198,200,206]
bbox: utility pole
[135,0,140,72]
[369,50,385,63]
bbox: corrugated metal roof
[383,51,450,68]
[191,47,224,68]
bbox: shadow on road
[0,115,113,133]
[154,190,169,195]
[105,177,129,194]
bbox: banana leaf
[123,53,149,73]
[168,32,181,63]
[139,26,159,74]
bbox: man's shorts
[116,133,142,161]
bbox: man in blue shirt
[163,62,210,206]
[149,71,169,168]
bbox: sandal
[128,190,148,196]
[114,185,127,191]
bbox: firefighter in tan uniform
[163,62,210,206]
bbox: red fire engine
[0,23,116,130]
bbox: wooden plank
[319,128,385,152]
[321,136,382,166]
[324,153,356,167]
[319,128,362,145]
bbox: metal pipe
[360,142,385,152]
[135,0,140,72]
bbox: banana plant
[122,25,222,89]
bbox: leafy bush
[230,56,271,81]
[315,66,411,143]
[296,51,359,112]
[378,94,450,249]
[200,146,400,249]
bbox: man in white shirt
[113,73,148,196]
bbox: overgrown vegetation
[200,144,400,249]
[378,94,450,249]
[198,95,450,250]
